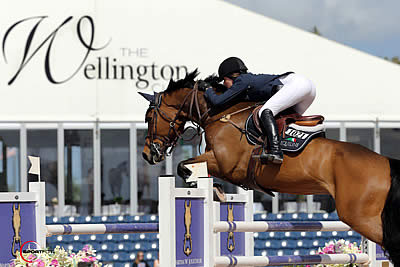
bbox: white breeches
[258,73,316,117]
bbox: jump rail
[46,223,159,236]
[214,254,370,267]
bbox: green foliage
[384,56,400,65]
[311,26,322,36]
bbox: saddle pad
[245,114,325,152]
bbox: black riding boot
[259,109,283,164]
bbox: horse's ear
[138,92,155,103]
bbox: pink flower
[83,245,90,252]
[82,257,91,262]
[28,254,37,260]
[51,259,59,266]
[34,259,45,267]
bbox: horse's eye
[145,116,151,123]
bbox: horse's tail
[382,158,400,266]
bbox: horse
[140,70,400,266]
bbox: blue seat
[97,252,112,262]
[46,235,58,243]
[328,212,339,220]
[285,240,298,249]
[281,213,300,221]
[254,240,266,249]
[146,233,159,240]
[46,216,55,225]
[59,216,76,224]
[307,213,329,221]
[256,232,270,240]
[90,216,105,223]
[98,242,117,252]
[297,213,310,220]
[75,216,93,223]
[254,213,268,221]
[77,235,91,242]
[117,252,131,262]
[267,213,278,220]
[269,240,282,249]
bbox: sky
[225,0,400,59]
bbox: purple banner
[220,202,245,256]
[175,198,204,267]
[376,244,388,261]
[0,202,37,265]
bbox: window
[381,128,400,159]
[0,130,20,192]
[64,130,93,216]
[347,128,374,150]
[27,130,57,206]
[101,129,130,214]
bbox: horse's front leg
[177,150,220,183]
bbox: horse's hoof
[213,183,226,202]
[177,162,192,183]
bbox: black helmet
[218,57,248,81]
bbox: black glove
[198,80,212,91]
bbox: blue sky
[226,0,400,59]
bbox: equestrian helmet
[218,57,248,81]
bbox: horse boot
[259,109,283,164]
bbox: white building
[0,0,399,215]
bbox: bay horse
[141,70,400,265]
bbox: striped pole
[214,253,370,266]
[46,223,159,236]
[213,221,351,233]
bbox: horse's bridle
[145,82,206,159]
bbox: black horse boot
[259,109,283,164]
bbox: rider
[204,57,316,164]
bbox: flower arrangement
[316,239,362,267]
[12,245,102,267]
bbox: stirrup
[260,150,283,164]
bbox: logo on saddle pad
[285,129,310,140]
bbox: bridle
[145,82,206,159]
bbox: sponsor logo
[227,204,235,252]
[12,204,22,258]
[2,16,188,90]
[183,200,193,256]
[281,140,300,148]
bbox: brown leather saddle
[251,106,324,140]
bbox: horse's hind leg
[336,197,383,245]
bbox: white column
[93,123,101,216]
[29,182,46,247]
[130,123,138,215]
[20,124,27,192]
[57,124,65,218]
[198,178,215,267]
[272,193,279,213]
[159,176,176,267]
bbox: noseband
[146,82,206,157]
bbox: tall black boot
[259,109,283,164]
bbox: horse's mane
[165,69,227,93]
[165,69,199,93]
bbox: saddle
[243,107,325,196]
[245,106,325,152]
